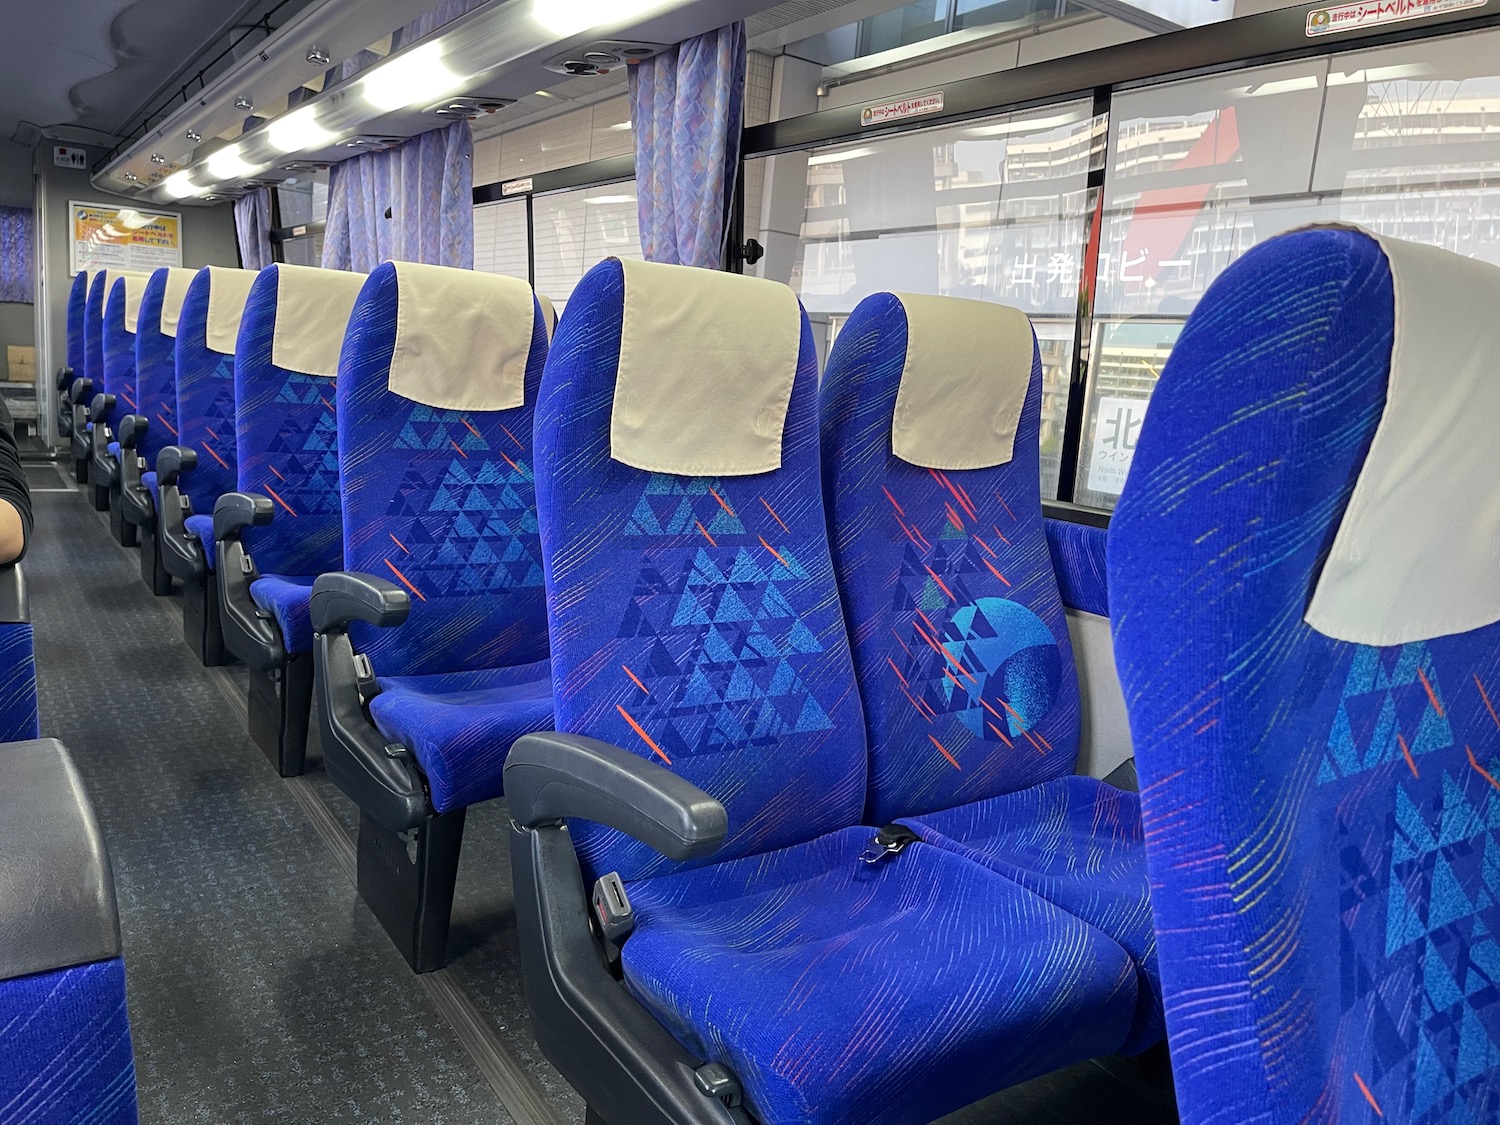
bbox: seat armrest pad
[70,377,92,406]
[0,566,28,624]
[157,445,197,486]
[119,414,148,450]
[311,572,411,633]
[213,492,273,542]
[56,366,73,392]
[88,392,115,424]
[0,739,121,982]
[506,733,727,861]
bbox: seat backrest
[235,263,365,576]
[84,271,107,390]
[338,261,551,677]
[174,267,257,516]
[0,567,38,743]
[66,270,91,374]
[102,273,150,414]
[133,267,198,468]
[820,292,1079,825]
[1110,227,1500,1123]
[535,258,866,884]
[1045,518,1108,617]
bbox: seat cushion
[249,574,318,655]
[368,662,554,812]
[184,513,215,573]
[911,775,1162,1054]
[622,825,1138,1125]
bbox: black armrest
[505,733,727,862]
[118,414,148,450]
[89,392,115,425]
[0,739,121,982]
[311,572,410,633]
[156,445,197,488]
[0,565,27,625]
[56,366,73,393]
[213,492,273,542]
[70,377,92,407]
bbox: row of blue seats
[55,224,1500,1124]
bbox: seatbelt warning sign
[1086,397,1149,497]
[1306,0,1485,36]
[861,92,944,128]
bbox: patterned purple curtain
[321,121,474,271]
[234,188,274,271]
[629,23,747,269]
[0,207,34,304]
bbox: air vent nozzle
[543,40,669,77]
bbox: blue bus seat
[215,263,364,777]
[157,266,258,667]
[312,261,553,972]
[818,291,1161,1055]
[1045,517,1108,617]
[121,267,198,596]
[0,566,38,744]
[0,738,139,1124]
[60,270,91,454]
[1111,226,1500,1123]
[505,259,1138,1125]
[90,271,149,533]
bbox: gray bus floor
[30,466,1176,1125]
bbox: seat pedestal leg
[109,488,137,547]
[356,806,466,973]
[73,456,88,484]
[247,654,312,777]
[140,526,173,595]
[183,572,231,667]
[91,482,109,512]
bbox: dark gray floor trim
[139,562,566,1125]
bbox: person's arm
[0,396,32,564]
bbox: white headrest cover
[537,293,557,341]
[114,273,153,335]
[97,270,148,320]
[158,267,201,339]
[889,294,1033,470]
[270,264,368,377]
[388,261,536,411]
[611,259,801,476]
[1303,225,1500,645]
[204,266,260,356]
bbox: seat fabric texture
[368,662,555,812]
[133,271,179,471]
[85,273,108,391]
[184,514,215,572]
[235,267,344,581]
[102,285,138,417]
[623,825,1137,1125]
[1044,519,1108,616]
[335,262,556,811]
[535,260,1140,1124]
[249,575,317,656]
[818,292,1160,1049]
[0,958,138,1124]
[1110,227,1500,1125]
[0,621,39,742]
[174,271,238,526]
[67,271,89,374]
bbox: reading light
[206,144,254,180]
[268,106,335,153]
[531,0,670,37]
[162,170,204,199]
[363,43,462,112]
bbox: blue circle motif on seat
[939,597,1060,742]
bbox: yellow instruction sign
[70,201,183,275]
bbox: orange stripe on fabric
[1397,734,1418,778]
[263,485,296,516]
[696,521,717,546]
[760,497,789,532]
[1467,746,1500,792]
[617,705,671,764]
[622,665,648,694]
[1417,667,1444,717]
[1353,1073,1382,1117]
[707,487,736,517]
[389,533,408,554]
[929,734,961,770]
[384,558,427,602]
[760,537,788,567]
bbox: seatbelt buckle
[353,652,377,705]
[860,823,921,864]
[592,871,635,944]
